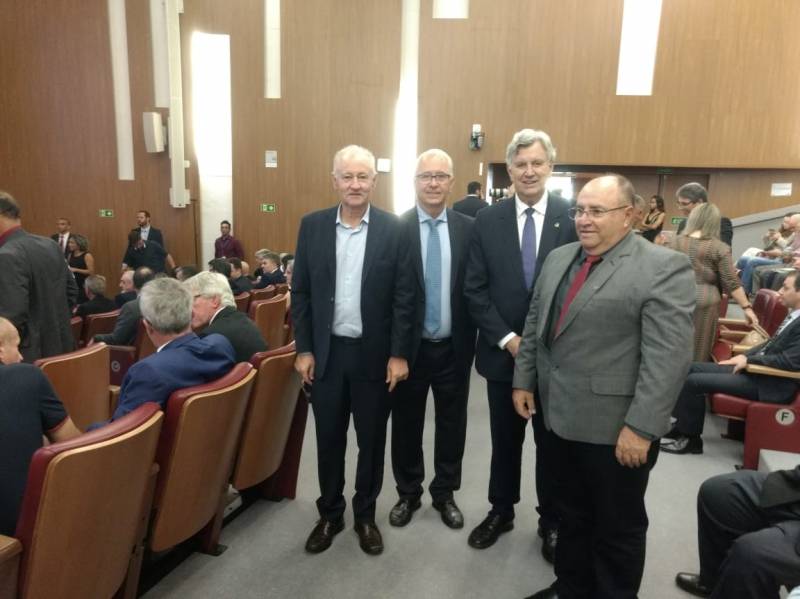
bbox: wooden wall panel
[0,0,198,287]
[709,171,800,219]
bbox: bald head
[574,175,635,256]
[0,318,22,364]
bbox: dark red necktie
[555,255,602,334]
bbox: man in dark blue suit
[105,277,235,423]
[291,145,414,555]
[389,149,476,531]
[464,129,577,558]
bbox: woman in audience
[67,234,95,303]
[640,195,665,242]
[670,203,757,361]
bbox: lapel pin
[554,222,560,228]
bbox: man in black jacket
[464,129,577,558]
[94,267,154,346]
[184,271,267,362]
[675,466,800,598]
[675,182,733,246]
[452,181,488,218]
[291,145,414,556]
[664,271,800,455]
[75,275,116,318]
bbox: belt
[332,335,362,345]
[421,337,451,344]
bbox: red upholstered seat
[108,319,156,386]
[709,393,750,419]
[0,403,163,599]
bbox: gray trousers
[698,470,800,598]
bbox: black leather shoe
[354,522,384,555]
[524,585,559,598]
[661,435,704,455]
[467,514,514,549]
[304,517,344,553]
[389,497,421,527]
[675,572,711,597]
[433,498,464,529]
[541,527,557,564]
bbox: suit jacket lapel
[362,207,381,283]
[538,244,581,341]
[499,200,528,294]
[323,206,338,283]
[447,209,460,292]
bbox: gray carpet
[143,368,750,599]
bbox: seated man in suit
[115,269,137,308]
[675,467,800,598]
[94,267,155,346]
[183,271,267,362]
[103,277,236,423]
[254,251,286,289]
[228,258,253,295]
[0,317,81,535]
[208,258,232,279]
[175,264,199,282]
[663,270,800,454]
[75,275,116,318]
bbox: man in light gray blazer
[512,175,695,599]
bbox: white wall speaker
[143,111,165,153]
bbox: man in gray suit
[512,175,695,599]
[0,191,77,362]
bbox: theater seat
[147,363,256,556]
[234,291,251,313]
[232,342,306,498]
[249,294,288,350]
[711,364,800,469]
[34,343,116,431]
[0,403,163,599]
[81,309,119,347]
[274,283,289,295]
[250,285,276,301]
[108,320,157,386]
[712,290,786,361]
[69,316,82,347]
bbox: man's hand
[386,357,409,392]
[512,388,535,420]
[615,425,651,468]
[505,335,522,358]
[719,353,748,374]
[295,352,315,385]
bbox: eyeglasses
[676,200,695,208]
[568,205,629,220]
[416,172,451,184]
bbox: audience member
[208,258,232,279]
[214,219,244,259]
[737,213,800,295]
[291,144,413,556]
[740,213,795,258]
[0,317,81,536]
[50,217,73,258]
[464,129,576,559]
[670,203,757,361]
[675,466,800,598]
[640,194,665,242]
[135,209,165,248]
[251,249,270,279]
[284,259,294,289]
[102,277,235,423]
[0,191,77,361]
[281,253,294,273]
[228,257,253,295]
[184,271,267,362]
[241,260,251,277]
[67,234,95,304]
[676,182,733,246]
[389,149,476,531]
[452,180,488,217]
[663,271,800,455]
[175,264,200,282]
[115,269,137,307]
[122,229,167,273]
[94,267,155,346]
[254,251,286,288]
[512,174,695,599]
[76,275,116,318]
[631,193,647,231]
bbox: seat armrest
[109,385,121,414]
[719,330,748,341]
[746,364,800,380]
[733,344,755,355]
[0,535,22,599]
[718,318,748,328]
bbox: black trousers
[486,380,558,529]
[698,470,800,598]
[310,336,390,523]
[550,431,658,599]
[391,339,469,502]
[672,362,759,436]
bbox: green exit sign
[99,209,114,218]
[260,203,276,213]
[671,216,686,225]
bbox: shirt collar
[416,204,448,224]
[336,203,370,227]
[515,191,549,218]
[0,225,22,248]
[209,305,227,325]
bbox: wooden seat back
[249,294,288,350]
[250,285,276,302]
[81,309,119,346]
[234,292,251,313]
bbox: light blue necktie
[521,207,537,289]
[424,219,442,336]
